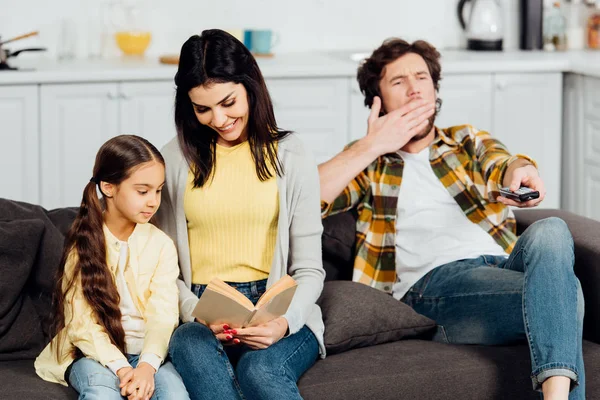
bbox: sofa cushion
[0,219,46,360]
[298,339,600,400]
[317,281,436,355]
[322,211,357,281]
[0,360,77,399]
[0,199,73,340]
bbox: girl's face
[101,161,165,225]
[188,82,250,147]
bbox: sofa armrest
[514,209,600,344]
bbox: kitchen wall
[2,0,524,59]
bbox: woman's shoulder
[277,133,315,166]
[160,136,184,163]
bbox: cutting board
[159,54,179,65]
[159,52,274,65]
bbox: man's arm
[318,138,378,204]
[475,128,545,208]
[319,96,435,207]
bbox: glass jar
[110,0,152,56]
[587,6,600,49]
[544,2,567,51]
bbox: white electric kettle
[458,0,504,51]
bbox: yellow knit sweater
[184,140,279,284]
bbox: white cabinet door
[581,75,600,220]
[582,164,600,221]
[561,74,584,214]
[40,83,120,209]
[492,73,563,209]
[348,78,370,142]
[119,81,177,151]
[0,85,39,204]
[436,74,493,132]
[267,78,349,164]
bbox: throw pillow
[0,219,46,360]
[318,281,436,355]
[322,211,357,281]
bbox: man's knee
[526,217,573,257]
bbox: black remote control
[499,187,540,202]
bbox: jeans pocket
[88,372,121,392]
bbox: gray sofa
[0,198,599,399]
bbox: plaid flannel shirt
[321,125,537,293]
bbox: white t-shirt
[392,147,508,300]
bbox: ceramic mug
[249,30,279,55]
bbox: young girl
[156,29,325,400]
[35,135,189,400]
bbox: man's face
[379,52,437,141]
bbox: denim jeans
[401,217,585,399]
[169,279,319,400]
[68,354,189,400]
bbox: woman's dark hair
[357,38,443,114]
[174,29,290,187]
[50,134,164,358]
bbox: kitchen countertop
[1,50,600,85]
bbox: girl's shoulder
[138,222,174,245]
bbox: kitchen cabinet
[267,78,349,164]
[40,81,176,209]
[0,85,39,205]
[7,72,565,210]
[563,73,600,221]
[492,73,562,209]
[40,83,120,209]
[119,81,177,151]
[349,73,562,209]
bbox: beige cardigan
[35,223,180,386]
[156,134,326,356]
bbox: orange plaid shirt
[321,125,537,293]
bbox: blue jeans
[169,279,319,400]
[401,217,585,399]
[68,354,189,400]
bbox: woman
[156,29,325,400]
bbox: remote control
[499,187,540,202]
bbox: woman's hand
[233,317,289,350]
[195,318,240,345]
[207,323,239,345]
[119,362,156,400]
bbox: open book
[192,275,297,328]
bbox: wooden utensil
[0,31,39,46]
[159,54,179,65]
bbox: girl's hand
[233,317,288,350]
[119,362,156,400]
[117,366,134,388]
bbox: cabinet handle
[107,92,117,100]
[496,81,507,90]
[119,93,130,100]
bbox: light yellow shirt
[185,140,279,284]
[35,223,180,386]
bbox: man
[319,38,585,400]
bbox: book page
[248,285,297,327]
[255,275,297,308]
[208,278,255,309]
[192,287,253,328]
